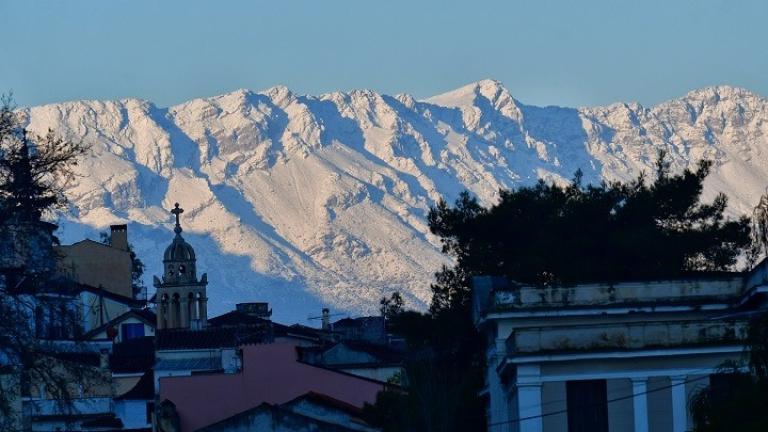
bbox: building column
[487,339,511,432]
[518,383,543,432]
[670,376,688,432]
[200,297,208,324]
[631,378,649,432]
[517,364,543,432]
[166,299,173,328]
[190,297,198,321]
[170,297,179,328]
[157,300,165,330]
[179,298,189,328]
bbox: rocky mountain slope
[20,80,768,322]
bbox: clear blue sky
[1,0,766,108]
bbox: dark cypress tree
[0,95,90,431]
[0,94,87,223]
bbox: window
[34,300,78,339]
[121,323,145,341]
[566,380,608,432]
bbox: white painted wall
[115,399,151,429]
[607,378,634,432]
[541,381,567,432]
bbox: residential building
[0,217,153,431]
[330,316,387,345]
[473,263,768,432]
[298,340,403,382]
[196,392,380,432]
[56,224,134,299]
[157,342,385,431]
[83,309,157,344]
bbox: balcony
[491,277,746,311]
[23,397,113,418]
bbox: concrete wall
[647,377,672,432]
[538,379,637,432]
[497,278,745,310]
[339,366,401,383]
[115,399,151,429]
[512,319,746,353]
[541,381,567,432]
[80,291,134,332]
[57,240,132,298]
[607,378,634,432]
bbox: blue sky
[1,0,766,108]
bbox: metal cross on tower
[171,202,184,234]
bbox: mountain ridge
[19,81,768,322]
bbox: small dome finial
[171,203,184,234]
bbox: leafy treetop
[428,153,752,312]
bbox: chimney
[321,308,330,331]
[110,225,128,251]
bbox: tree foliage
[429,154,751,312]
[363,307,486,432]
[379,292,404,319]
[753,188,768,260]
[690,314,768,432]
[0,95,91,431]
[0,94,87,223]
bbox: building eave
[484,302,731,321]
[497,344,744,375]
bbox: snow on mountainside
[19,80,768,322]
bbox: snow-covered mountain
[20,80,768,322]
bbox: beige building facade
[56,224,133,299]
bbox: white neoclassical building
[473,261,768,432]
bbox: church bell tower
[154,203,208,330]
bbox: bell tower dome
[163,203,198,284]
[154,203,209,330]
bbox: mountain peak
[678,85,764,105]
[261,84,293,98]
[475,78,505,92]
[424,79,512,108]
